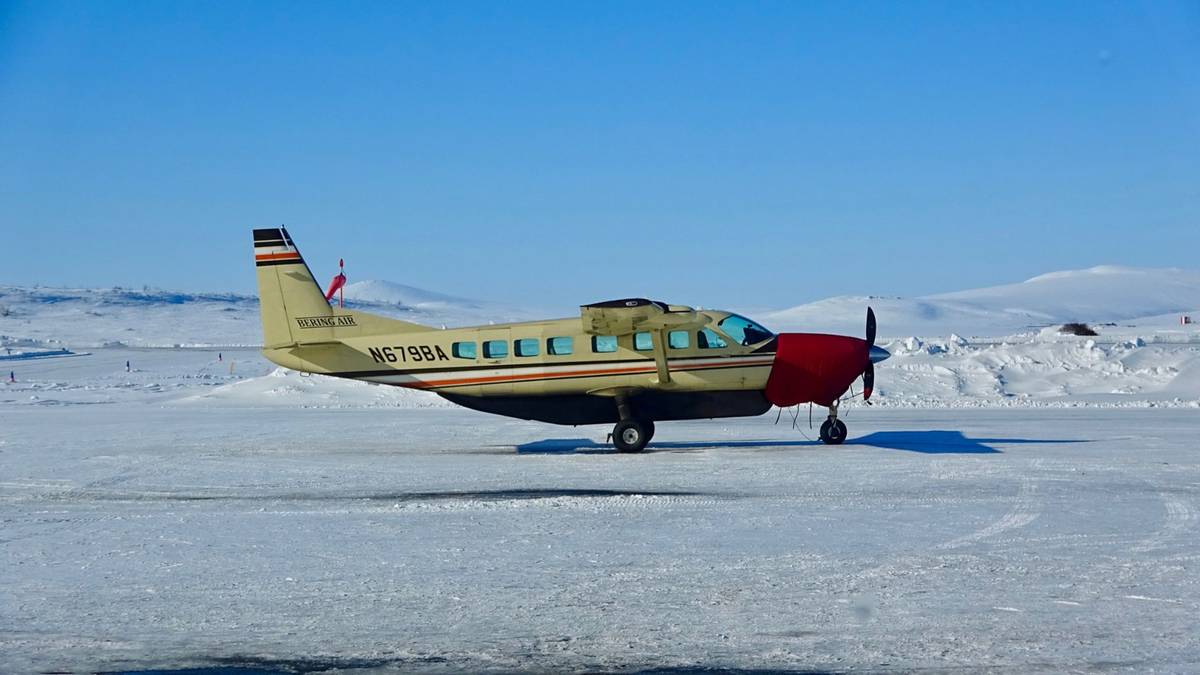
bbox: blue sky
[1,1,1197,310]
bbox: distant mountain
[929,266,1200,323]
[0,282,542,348]
[3,266,1197,348]
[341,280,484,309]
[761,266,1200,338]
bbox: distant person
[218,352,222,362]
[8,371,13,383]
[125,360,131,373]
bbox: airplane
[253,227,890,452]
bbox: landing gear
[819,399,847,445]
[613,418,654,453]
[611,395,654,453]
[819,418,847,445]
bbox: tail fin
[253,227,429,348]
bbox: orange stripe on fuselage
[405,358,776,389]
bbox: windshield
[716,314,774,346]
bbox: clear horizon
[2,2,1198,308]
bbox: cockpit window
[716,314,774,346]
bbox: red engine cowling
[764,333,870,408]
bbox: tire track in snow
[1132,491,1198,553]
[936,459,1042,550]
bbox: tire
[613,419,650,453]
[819,419,847,445]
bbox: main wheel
[819,419,847,445]
[613,419,651,453]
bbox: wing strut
[651,328,671,385]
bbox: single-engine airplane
[253,227,890,452]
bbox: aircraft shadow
[518,430,1088,455]
[852,430,1077,454]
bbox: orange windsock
[324,258,347,303]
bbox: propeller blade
[863,361,875,401]
[866,306,877,345]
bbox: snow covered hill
[0,284,544,349]
[762,266,1200,338]
[341,280,484,309]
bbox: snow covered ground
[2,267,1199,671]
[3,405,1199,673]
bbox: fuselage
[262,310,780,424]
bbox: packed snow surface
[3,406,1199,672]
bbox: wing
[579,298,709,385]
[580,298,708,335]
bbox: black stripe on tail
[253,227,284,242]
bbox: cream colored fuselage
[262,311,775,398]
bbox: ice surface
[2,406,1198,672]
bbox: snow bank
[175,367,451,409]
[871,336,1200,408]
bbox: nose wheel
[819,399,847,445]
[819,418,847,445]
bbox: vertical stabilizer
[253,227,334,346]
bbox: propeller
[863,307,877,401]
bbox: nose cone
[765,333,871,408]
[869,345,890,364]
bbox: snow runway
[2,406,1198,673]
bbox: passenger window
[592,335,617,353]
[668,330,689,349]
[514,338,539,357]
[483,340,508,359]
[451,341,477,359]
[698,328,727,349]
[634,332,654,351]
[547,336,573,355]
